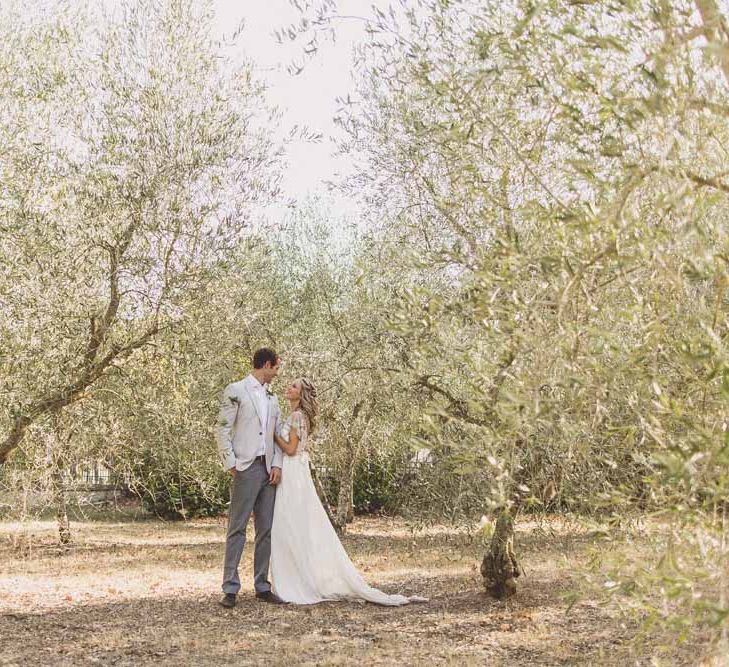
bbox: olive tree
[0,0,280,465]
[333,1,729,635]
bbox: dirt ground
[0,513,705,666]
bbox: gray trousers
[222,460,275,595]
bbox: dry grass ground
[0,513,705,666]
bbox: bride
[270,377,426,606]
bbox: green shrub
[352,450,405,514]
[129,449,229,520]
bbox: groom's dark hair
[252,347,279,369]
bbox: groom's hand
[269,466,282,486]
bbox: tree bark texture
[51,465,71,546]
[480,508,521,599]
[335,449,355,533]
[309,460,338,529]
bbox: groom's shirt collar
[246,374,266,390]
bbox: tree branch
[694,0,729,86]
[85,220,138,368]
[0,323,160,465]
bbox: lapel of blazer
[243,381,265,429]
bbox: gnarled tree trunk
[309,460,337,528]
[480,507,521,598]
[48,417,71,546]
[334,447,355,533]
[50,465,71,546]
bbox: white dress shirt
[246,374,269,456]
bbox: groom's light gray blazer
[216,376,283,473]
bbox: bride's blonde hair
[297,377,319,434]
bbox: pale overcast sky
[94,0,394,223]
[211,1,390,211]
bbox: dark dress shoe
[219,593,237,608]
[255,590,287,605]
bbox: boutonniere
[265,386,274,398]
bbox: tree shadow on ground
[0,568,680,667]
[0,515,703,665]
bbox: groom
[216,347,286,608]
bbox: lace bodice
[281,410,309,455]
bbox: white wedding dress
[270,411,426,606]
